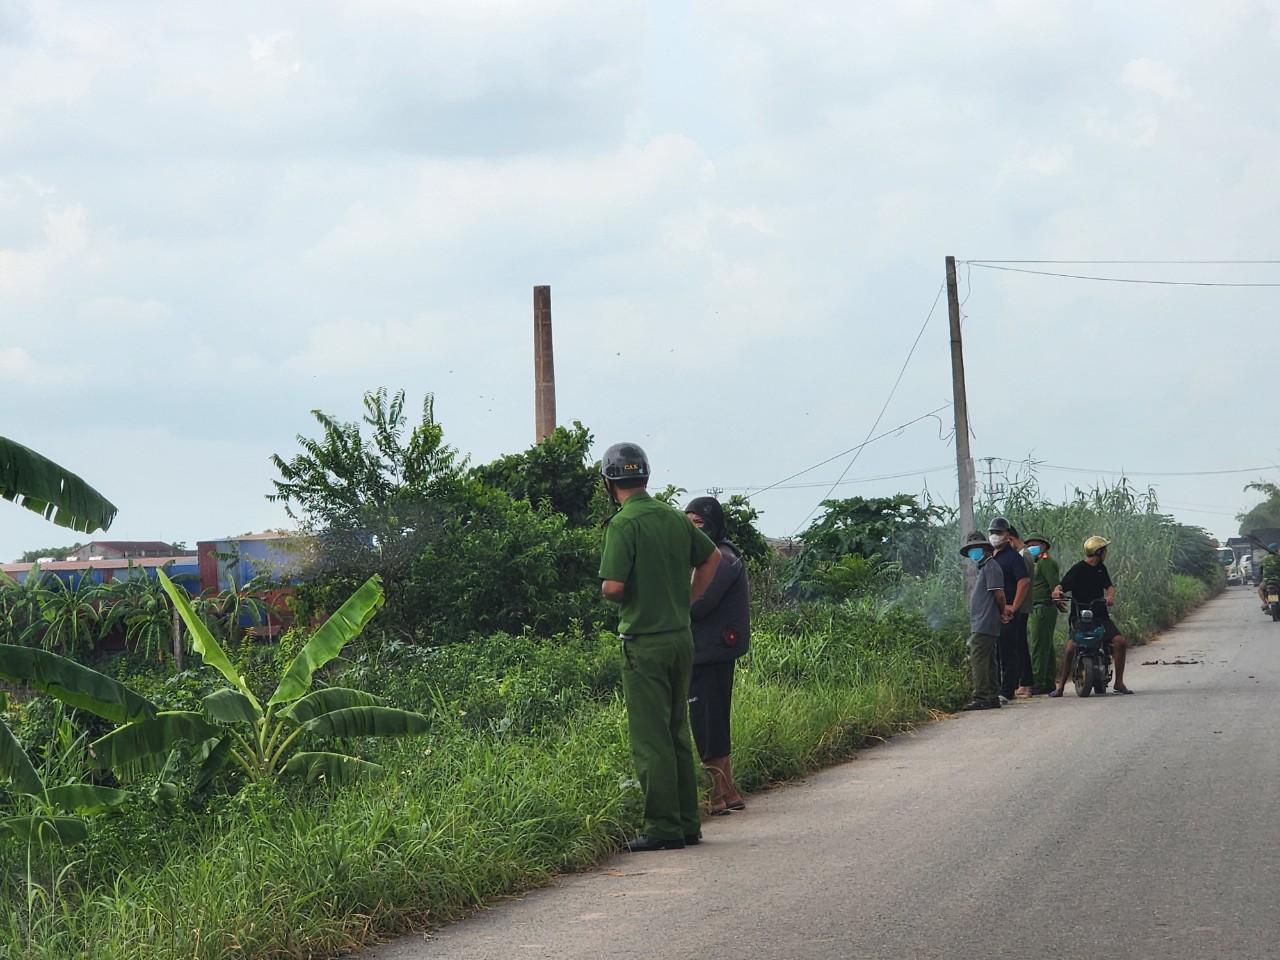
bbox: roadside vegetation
[0,391,1223,959]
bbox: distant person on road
[1006,526,1037,697]
[988,517,1032,703]
[684,496,750,815]
[1256,543,1280,612]
[1050,535,1132,696]
[960,531,1008,711]
[1024,534,1065,695]
[598,442,721,852]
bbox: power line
[967,260,1280,265]
[1029,460,1277,479]
[962,262,1280,287]
[748,404,952,500]
[719,464,954,493]
[787,284,947,534]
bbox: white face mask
[989,533,1006,547]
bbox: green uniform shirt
[1260,553,1280,583]
[599,490,717,635]
[1031,554,1061,605]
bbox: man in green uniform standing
[598,442,721,852]
[1025,534,1063,695]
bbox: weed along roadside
[0,403,1226,960]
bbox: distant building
[195,531,304,594]
[66,541,191,562]
[0,555,200,589]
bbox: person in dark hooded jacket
[684,496,751,814]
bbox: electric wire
[747,404,952,500]
[786,283,947,535]
[962,262,1280,287]
[984,457,1278,478]
[719,463,954,494]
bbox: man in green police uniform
[598,442,721,852]
[1025,534,1065,694]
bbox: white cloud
[1122,57,1188,101]
[0,205,88,297]
[0,346,85,386]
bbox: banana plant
[0,435,118,533]
[35,570,104,659]
[0,652,153,844]
[93,572,430,786]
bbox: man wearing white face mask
[1025,535,1064,695]
[988,516,1031,703]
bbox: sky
[3,0,1280,561]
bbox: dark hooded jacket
[685,497,751,664]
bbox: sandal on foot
[725,800,746,811]
[1113,685,1134,694]
[1048,688,1063,698]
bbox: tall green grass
[0,479,1223,959]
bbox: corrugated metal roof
[1,556,196,574]
[78,541,176,553]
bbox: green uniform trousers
[620,628,701,840]
[969,632,999,704]
[1028,605,1059,691]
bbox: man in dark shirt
[1050,535,1133,695]
[988,516,1031,702]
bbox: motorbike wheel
[1073,655,1094,697]
[1271,604,1279,622]
[1093,661,1108,694]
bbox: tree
[17,544,82,564]
[471,422,599,527]
[1238,480,1280,535]
[268,389,467,583]
[722,495,771,563]
[0,437,117,534]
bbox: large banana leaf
[269,575,384,706]
[0,436,118,534]
[299,705,430,738]
[278,686,379,725]
[203,689,260,725]
[0,719,43,796]
[157,572,261,712]
[0,815,89,846]
[92,711,222,770]
[0,644,155,724]
[192,736,232,793]
[43,784,131,815]
[283,751,382,784]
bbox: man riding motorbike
[1049,535,1133,696]
[1257,543,1280,612]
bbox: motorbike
[1265,580,1280,622]
[1067,598,1113,697]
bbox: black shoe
[625,835,685,852]
[960,699,999,711]
[684,833,701,846]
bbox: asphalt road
[367,587,1280,960]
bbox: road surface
[368,587,1280,960]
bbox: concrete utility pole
[946,256,977,594]
[533,285,557,443]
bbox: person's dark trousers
[1014,612,1033,688]
[997,616,1029,699]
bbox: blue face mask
[1028,545,1043,558]
[966,547,985,561]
